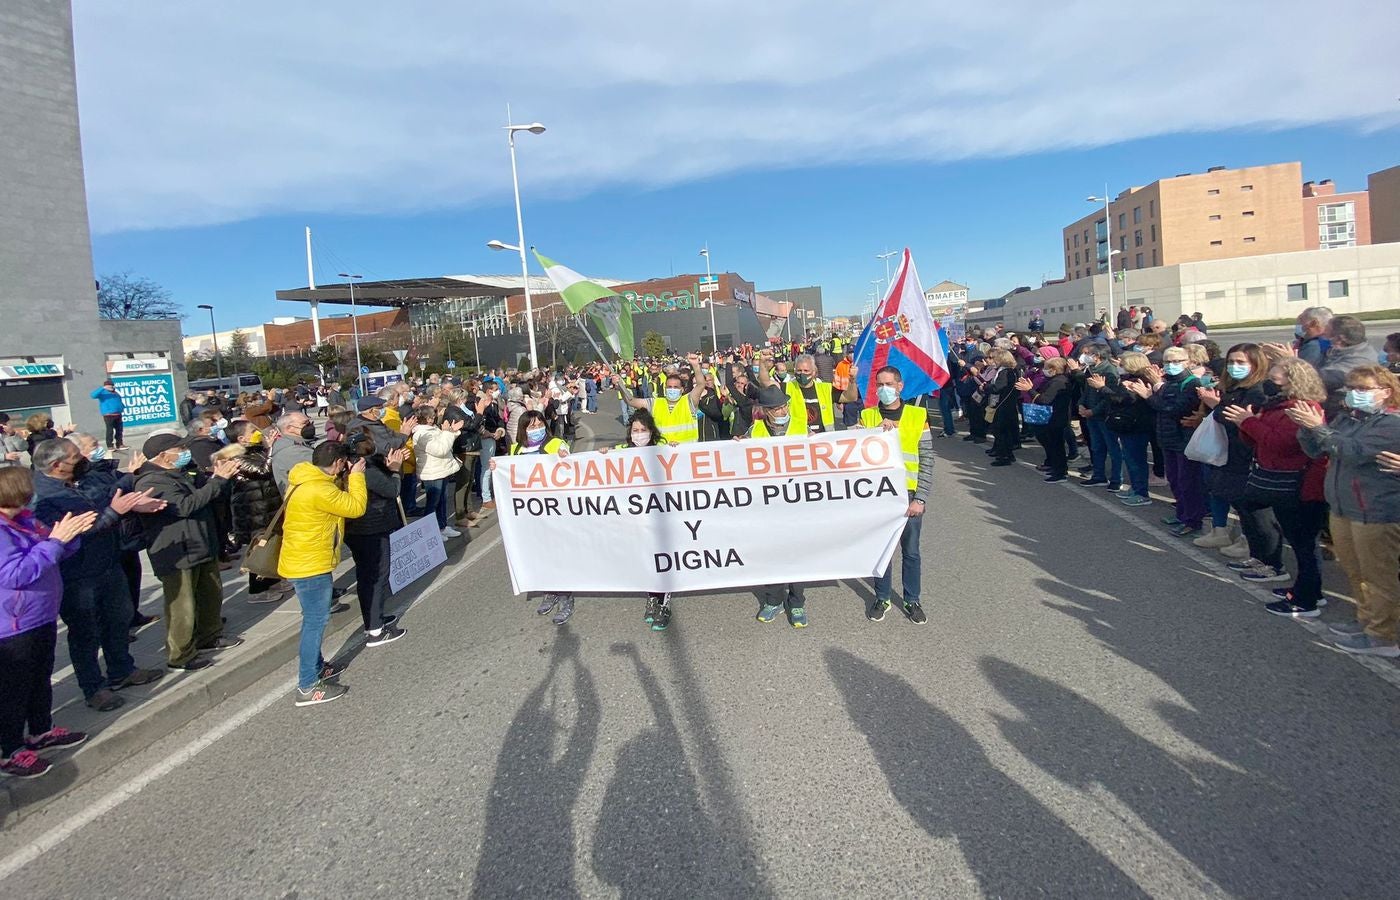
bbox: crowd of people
[1,310,1396,777]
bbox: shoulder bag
[241,485,299,578]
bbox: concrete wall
[0,0,107,434]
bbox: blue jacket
[0,510,78,639]
[91,386,124,415]
[31,471,122,581]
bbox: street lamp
[1087,187,1115,315]
[500,116,546,370]
[337,273,365,396]
[700,244,718,354]
[195,304,222,392]
[877,249,898,285]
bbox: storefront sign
[0,363,62,380]
[112,373,178,427]
[622,287,699,314]
[491,431,908,594]
[107,358,170,374]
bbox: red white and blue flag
[853,248,951,407]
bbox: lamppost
[196,304,222,391]
[496,116,546,370]
[337,273,365,396]
[1087,186,1115,316]
[700,244,718,354]
[877,249,898,285]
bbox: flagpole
[574,313,608,362]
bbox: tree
[97,271,183,320]
[641,330,667,359]
[308,341,345,378]
[226,329,254,375]
[184,350,218,380]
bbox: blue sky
[73,2,1400,332]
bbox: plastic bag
[1184,414,1228,467]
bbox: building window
[1134,229,1143,247]
[1074,251,1080,264]
[1242,210,1254,217]
[1151,224,1157,241]
[1135,252,1144,269]
[1152,248,1158,266]
[1073,233,1079,248]
[1204,290,1226,299]
[1149,199,1155,218]
[1118,213,1126,230]
[1245,286,1266,296]
[1085,228,1091,244]
[1119,236,1127,252]
[1243,236,1256,243]
[1210,240,1223,246]
[1133,206,1142,224]
[1319,201,1355,224]
[1209,214,1222,221]
[1287,283,1308,301]
[1241,184,1253,191]
[1320,220,1357,248]
[1208,188,1220,195]
[1329,279,1349,298]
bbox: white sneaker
[1219,537,1251,559]
[1193,526,1234,549]
[441,526,462,539]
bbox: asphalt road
[2,411,1398,899]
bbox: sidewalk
[0,506,503,826]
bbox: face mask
[877,385,899,405]
[526,427,547,445]
[1226,363,1250,380]
[215,418,228,430]
[1198,374,1217,388]
[72,458,90,479]
[630,432,650,447]
[173,450,193,469]
[1345,389,1383,412]
[751,366,760,373]
[1032,356,1044,364]
[247,430,264,446]
[1261,380,1282,397]
[300,423,316,441]
[1163,362,1186,376]
[664,388,682,403]
[1079,355,1093,365]
[88,446,107,462]
[795,373,813,386]
[1294,323,1306,339]
[770,414,790,428]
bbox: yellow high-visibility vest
[859,403,927,492]
[786,380,834,431]
[652,396,698,443]
[509,438,568,455]
[747,420,795,439]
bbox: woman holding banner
[598,410,674,631]
[494,410,575,624]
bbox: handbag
[1022,402,1053,426]
[1184,413,1229,466]
[241,486,298,578]
[1242,465,1304,506]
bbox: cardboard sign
[388,515,448,594]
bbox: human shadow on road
[591,642,765,898]
[472,629,600,899]
[825,648,1147,898]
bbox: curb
[0,514,505,830]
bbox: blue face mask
[88,446,107,462]
[526,427,547,445]
[173,450,193,468]
[770,414,790,428]
[1294,323,1306,339]
[1163,362,1186,377]
[876,385,899,405]
[1226,363,1250,380]
[1345,389,1383,412]
[664,388,682,403]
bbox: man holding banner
[619,353,706,444]
[856,366,933,624]
[744,384,815,627]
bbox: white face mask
[630,432,650,447]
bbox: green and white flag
[533,249,634,361]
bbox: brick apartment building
[1062,162,1374,282]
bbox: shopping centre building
[1,0,185,436]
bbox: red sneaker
[26,727,88,752]
[1,749,52,778]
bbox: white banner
[388,515,448,594]
[491,431,909,594]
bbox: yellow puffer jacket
[381,404,415,475]
[277,462,367,579]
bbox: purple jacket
[0,510,76,639]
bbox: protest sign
[112,373,178,427]
[491,430,909,594]
[388,515,448,593]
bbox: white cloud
[73,0,1400,233]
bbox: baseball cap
[142,432,190,457]
[356,397,386,412]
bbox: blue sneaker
[757,603,782,623]
[1160,516,1183,527]
[1121,495,1152,507]
[788,607,808,628]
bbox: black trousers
[344,531,392,632]
[990,407,1019,460]
[1036,427,1068,476]
[103,414,124,449]
[1272,500,1328,605]
[0,623,57,757]
[120,548,143,625]
[967,400,988,439]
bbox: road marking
[0,533,504,882]
[1018,461,1400,691]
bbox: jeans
[842,401,861,429]
[1116,432,1150,497]
[0,623,56,756]
[1208,494,1232,529]
[290,573,333,691]
[422,478,452,529]
[103,414,124,449]
[873,513,923,604]
[344,531,392,632]
[1271,501,1327,605]
[1084,418,1121,483]
[937,390,957,435]
[59,568,137,698]
[479,437,497,502]
[1163,450,1206,527]
[586,390,598,413]
[400,472,420,515]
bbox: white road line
[1016,461,1400,691]
[0,533,504,882]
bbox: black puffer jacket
[133,463,226,576]
[344,458,402,536]
[228,446,282,544]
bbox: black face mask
[72,458,90,480]
[1260,380,1283,398]
[300,423,317,441]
